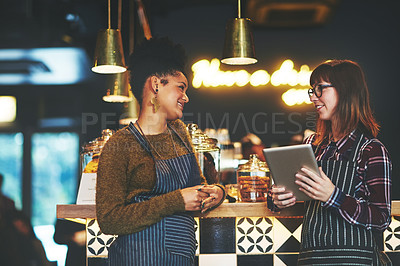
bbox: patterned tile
[236,217,273,254]
[83,214,400,264]
[274,254,299,266]
[86,217,199,258]
[384,216,400,251]
[272,218,302,253]
[200,217,236,254]
[86,219,118,257]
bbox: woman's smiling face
[309,81,339,122]
[157,72,189,120]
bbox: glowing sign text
[191,58,314,106]
[282,88,312,106]
[191,59,311,89]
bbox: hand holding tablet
[295,165,336,203]
[263,144,320,202]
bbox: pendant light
[103,72,133,102]
[92,0,127,74]
[221,0,257,65]
[102,0,132,102]
[119,96,140,125]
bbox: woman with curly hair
[96,37,225,266]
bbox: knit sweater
[96,119,208,235]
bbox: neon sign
[281,88,312,106]
[192,58,311,88]
[191,58,313,106]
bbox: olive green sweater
[96,120,209,235]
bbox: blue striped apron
[298,133,392,265]
[107,122,200,266]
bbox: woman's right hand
[180,185,210,211]
[271,185,296,209]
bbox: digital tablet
[263,144,319,202]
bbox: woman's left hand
[197,185,224,213]
[295,167,335,202]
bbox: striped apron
[298,133,391,265]
[107,123,200,266]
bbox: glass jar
[237,154,270,202]
[187,123,221,184]
[80,129,114,174]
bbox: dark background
[0,0,399,198]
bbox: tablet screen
[263,144,319,202]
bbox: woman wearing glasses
[268,60,392,265]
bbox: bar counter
[57,200,400,219]
[57,201,400,265]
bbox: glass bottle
[187,123,221,184]
[80,129,114,175]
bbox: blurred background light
[0,96,17,122]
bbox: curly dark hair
[128,37,187,105]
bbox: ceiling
[0,0,339,51]
[0,0,339,85]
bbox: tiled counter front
[57,202,400,265]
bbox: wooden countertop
[57,201,400,219]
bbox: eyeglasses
[308,84,333,98]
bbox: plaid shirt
[268,129,392,231]
[306,129,392,231]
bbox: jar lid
[187,123,219,152]
[81,129,115,154]
[238,154,269,172]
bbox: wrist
[321,187,344,209]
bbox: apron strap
[167,122,192,153]
[128,121,192,159]
[314,130,365,163]
[127,122,155,159]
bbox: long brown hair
[310,60,379,144]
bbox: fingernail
[198,188,202,191]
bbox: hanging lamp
[102,0,132,102]
[92,0,127,74]
[221,0,257,65]
[103,72,133,102]
[119,95,140,125]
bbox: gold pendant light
[92,0,127,74]
[103,71,133,102]
[119,96,140,125]
[102,0,132,102]
[221,0,257,65]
